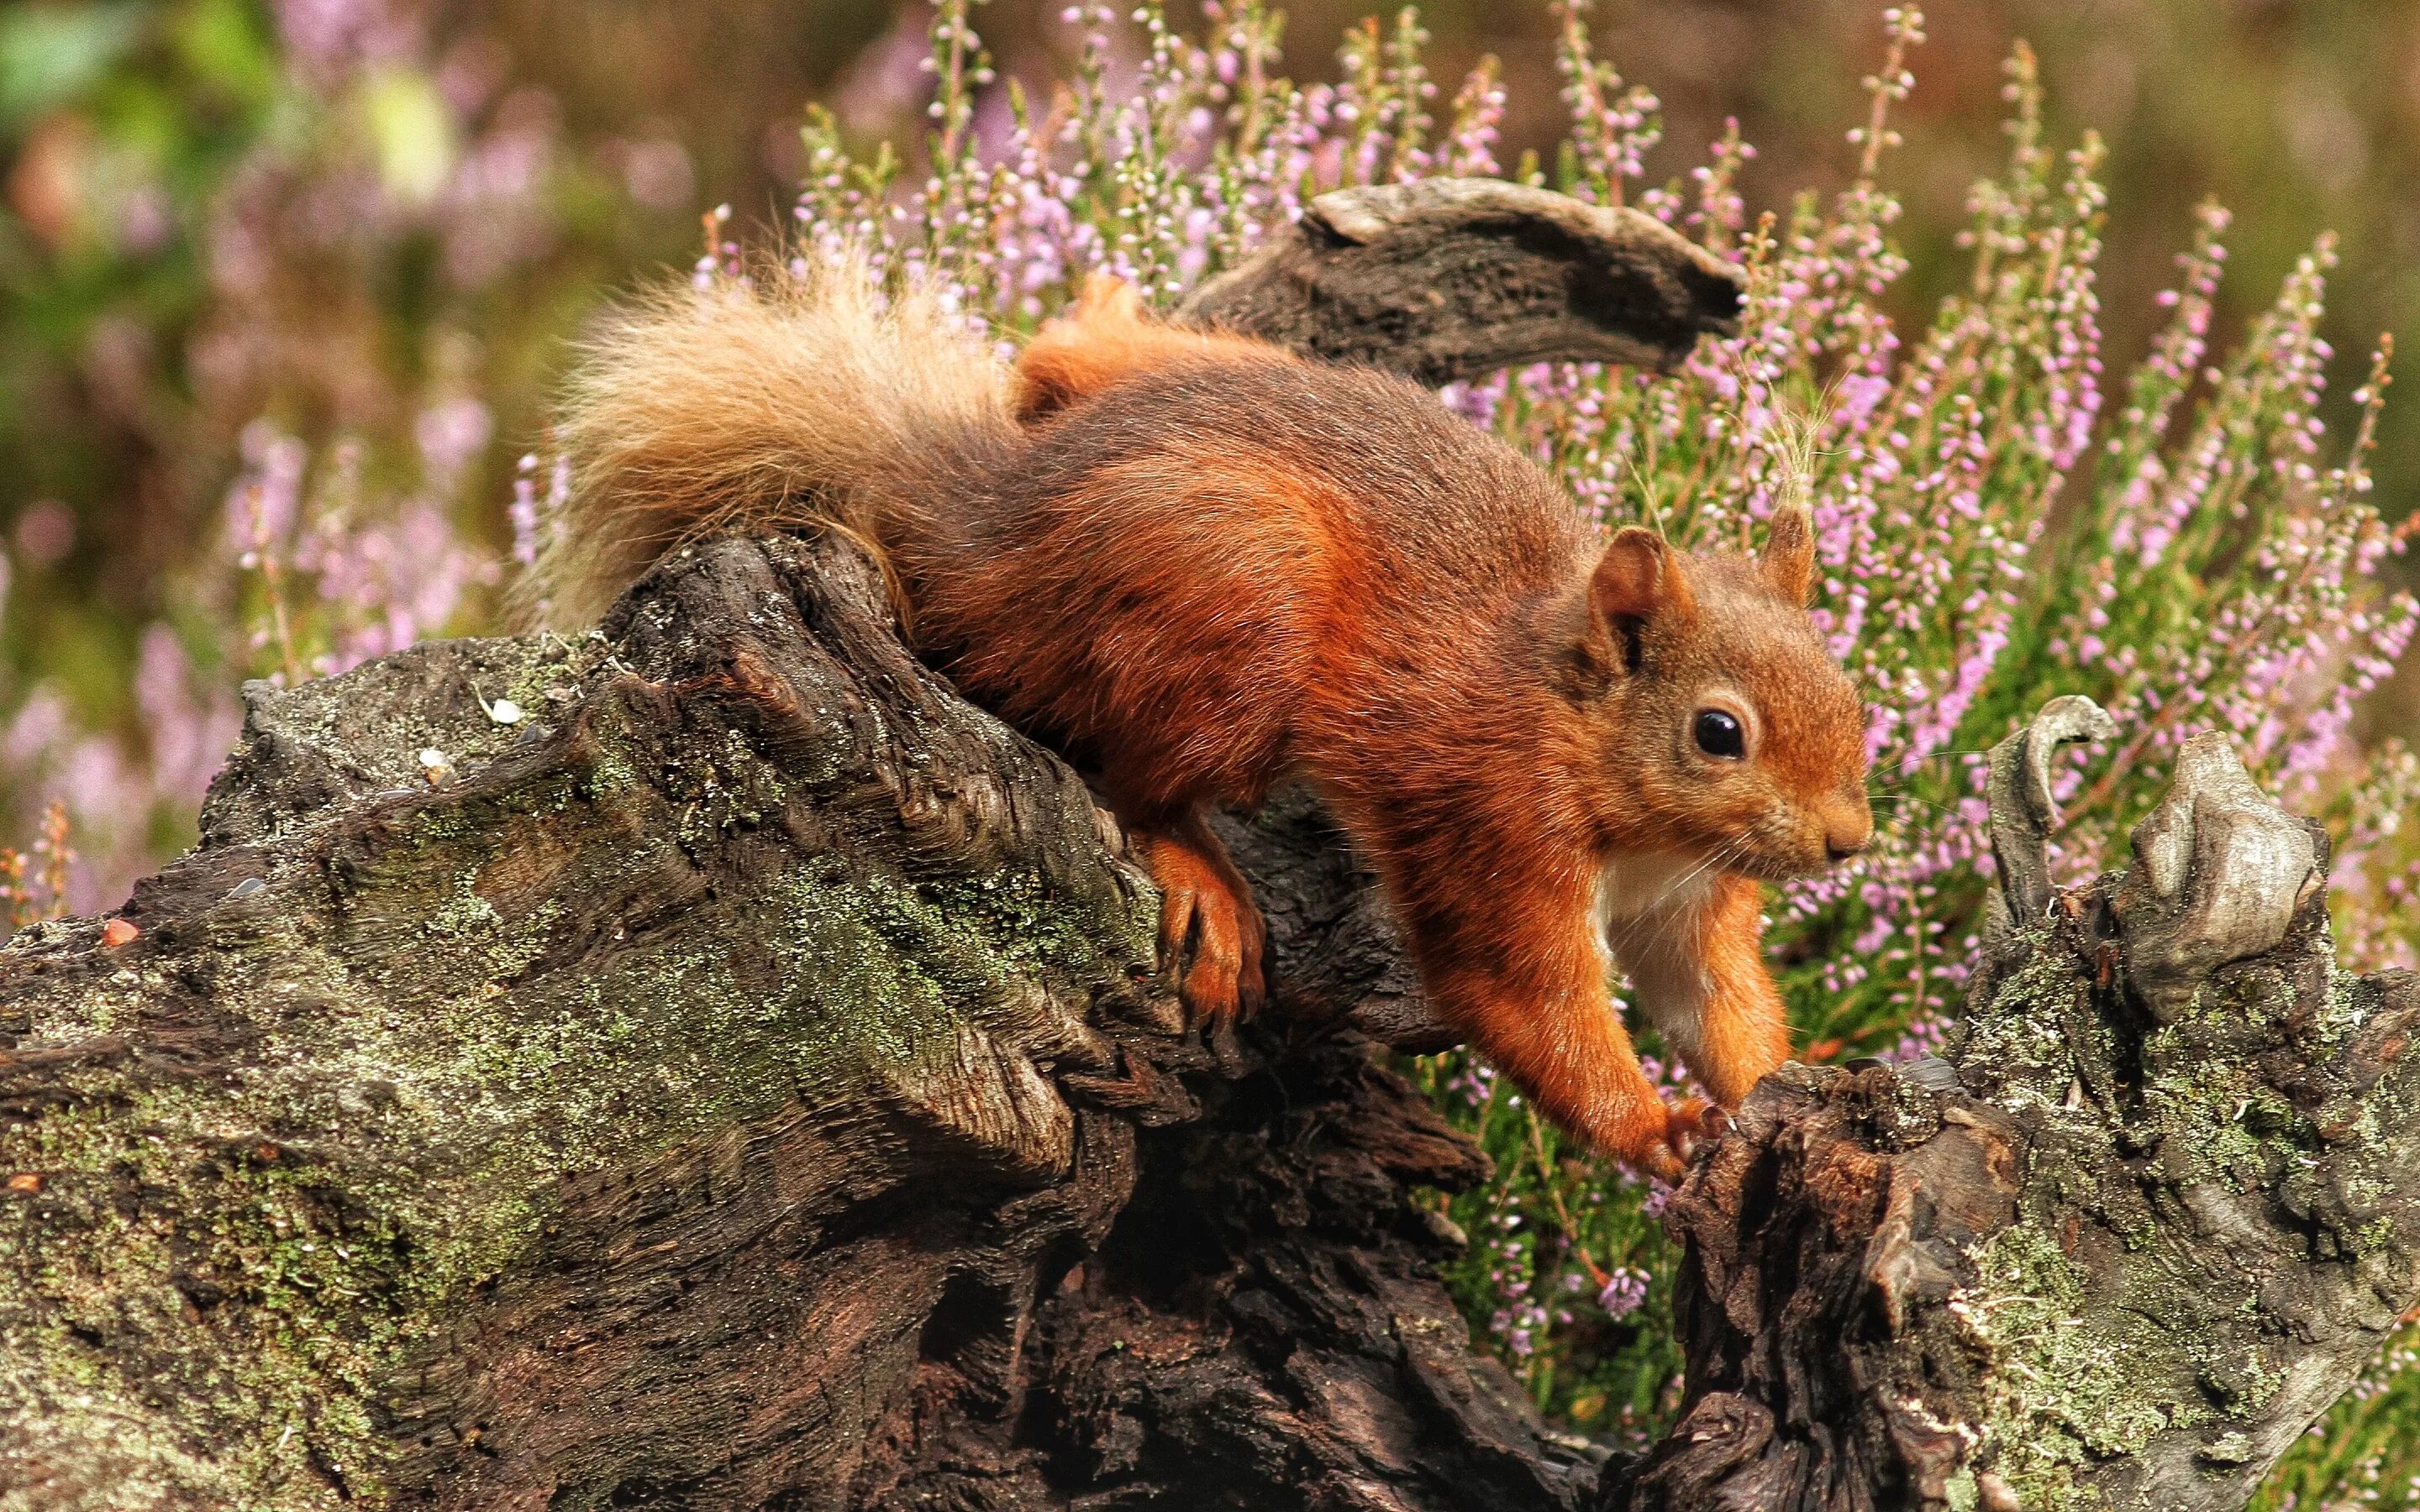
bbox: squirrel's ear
[1591,528,1693,627]
[1071,270,1145,324]
[1761,507,1816,606]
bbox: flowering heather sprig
[0,846,29,932]
[1598,1267,1649,1320]
[226,425,500,681]
[1437,55,1506,179]
[695,203,743,289]
[0,802,72,931]
[1850,6,1925,181]
[1686,118,1754,249]
[31,803,71,923]
[1330,8,1436,186]
[509,454,547,568]
[1555,0,1660,207]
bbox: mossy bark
[1602,727,2420,1512]
[0,536,1593,1509]
[8,543,2417,1512]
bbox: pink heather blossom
[1599,1268,1649,1319]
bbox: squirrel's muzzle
[1821,802,1874,864]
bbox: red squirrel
[535,265,1872,1178]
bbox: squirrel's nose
[1823,811,1872,864]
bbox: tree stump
[0,531,1604,1509]
[1603,713,2420,1512]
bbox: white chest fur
[1594,850,1714,928]
[1594,850,1719,1053]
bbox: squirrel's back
[533,263,1584,670]
[900,352,1589,811]
[532,265,1593,806]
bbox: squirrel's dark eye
[1692,709,1746,759]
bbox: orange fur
[1138,814,1268,1032]
[541,267,1873,1174]
[1014,273,1296,423]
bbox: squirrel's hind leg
[1128,810,1268,1042]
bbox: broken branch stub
[1180,178,1747,386]
[1607,708,2420,1512]
[2112,730,2325,1023]
[1983,693,2118,941]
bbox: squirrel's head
[1556,508,1871,881]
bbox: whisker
[1630,837,1751,962]
[1868,794,1958,817]
[1670,835,1749,899]
[1881,746,1999,775]
[1654,848,1728,904]
[1865,771,1982,795]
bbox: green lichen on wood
[0,610,1160,1510]
[1951,936,2215,1509]
[1961,1220,2210,1507]
[1940,905,2420,1511]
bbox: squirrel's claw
[1139,823,1269,1046]
[1594,1104,1690,1184]
[1169,890,1265,1044]
[1661,1097,1722,1170]
[1632,1140,1686,1186]
[1602,1098,1721,1184]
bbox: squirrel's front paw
[1597,1100,1722,1183]
[1591,1106,1684,1184]
[1140,829,1267,1043]
[1661,1098,1729,1167]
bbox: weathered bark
[1181,179,1746,383]
[1602,712,2420,1512]
[4,181,2413,1512]
[0,532,1610,1509]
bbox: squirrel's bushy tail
[524,260,1017,628]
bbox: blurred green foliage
[2,0,270,697]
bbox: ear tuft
[1591,527,1692,627]
[1762,506,1815,606]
